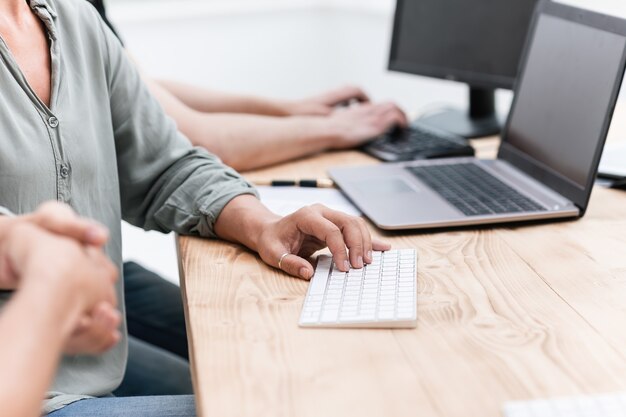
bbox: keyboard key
[378,311,396,320]
[300,316,320,324]
[309,256,332,295]
[398,310,415,317]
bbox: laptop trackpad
[344,175,462,227]
[351,177,418,196]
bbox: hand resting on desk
[214,195,391,280]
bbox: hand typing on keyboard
[240,202,391,280]
[326,103,409,149]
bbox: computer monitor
[389,0,538,138]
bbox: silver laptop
[330,1,626,230]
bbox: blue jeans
[122,262,189,360]
[116,336,193,396]
[48,396,195,417]
[115,262,193,396]
[50,263,195,416]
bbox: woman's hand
[0,206,121,355]
[214,196,391,280]
[7,224,121,355]
[64,301,122,356]
[257,204,391,279]
[21,201,109,247]
[0,202,109,291]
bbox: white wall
[558,0,626,18]
[109,0,626,24]
[109,0,394,23]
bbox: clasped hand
[0,202,121,355]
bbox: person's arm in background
[147,80,407,171]
[156,81,370,116]
[88,1,407,171]
[0,204,121,417]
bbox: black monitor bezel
[387,0,536,90]
[498,0,626,214]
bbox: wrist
[214,195,280,252]
[20,253,77,299]
[17,279,84,339]
[297,117,340,151]
[271,99,297,117]
[15,227,89,309]
[235,204,280,253]
[248,213,281,253]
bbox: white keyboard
[504,392,626,417]
[299,249,417,328]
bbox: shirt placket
[32,3,71,204]
[45,114,71,203]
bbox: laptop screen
[499,7,626,211]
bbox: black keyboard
[362,123,475,162]
[407,163,547,216]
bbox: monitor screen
[389,0,538,89]
[503,14,626,192]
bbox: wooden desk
[177,128,626,417]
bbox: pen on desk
[253,179,335,188]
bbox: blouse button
[48,116,59,128]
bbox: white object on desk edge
[258,186,362,217]
[599,142,626,178]
[503,391,626,417]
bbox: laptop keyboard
[407,163,546,216]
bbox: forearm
[0,285,81,417]
[182,112,337,171]
[156,79,291,116]
[147,79,339,170]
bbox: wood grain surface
[177,109,626,417]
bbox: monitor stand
[419,87,502,139]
